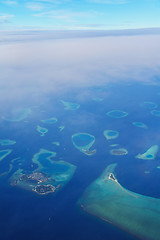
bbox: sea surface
[1,82,160,240]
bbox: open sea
[0,80,160,240]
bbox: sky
[0,0,160,30]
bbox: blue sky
[0,0,160,30]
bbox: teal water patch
[72,133,96,156]
[52,142,60,146]
[0,139,16,146]
[151,110,160,117]
[37,125,48,136]
[132,122,148,129]
[109,144,119,147]
[3,108,31,121]
[61,100,80,110]
[10,149,76,195]
[141,101,157,109]
[59,126,65,132]
[136,145,159,160]
[41,117,57,124]
[104,130,119,140]
[0,149,13,177]
[0,149,12,162]
[0,157,20,177]
[78,164,160,240]
[106,110,128,118]
[32,149,57,172]
[110,148,128,156]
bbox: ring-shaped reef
[3,108,31,121]
[106,110,128,118]
[136,145,159,160]
[10,149,76,195]
[110,148,128,156]
[37,125,48,136]
[0,139,16,146]
[78,163,160,240]
[61,100,80,110]
[141,101,157,109]
[72,133,96,156]
[104,130,119,140]
[41,117,57,124]
[132,122,147,129]
[151,110,160,117]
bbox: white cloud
[88,0,128,4]
[33,9,99,22]
[26,2,44,11]
[0,0,17,5]
[0,14,14,23]
[0,31,160,105]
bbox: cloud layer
[0,31,160,105]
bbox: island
[33,184,56,195]
[10,149,76,195]
[78,163,160,240]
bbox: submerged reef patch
[151,110,160,117]
[106,110,128,118]
[72,133,96,156]
[41,117,57,124]
[110,148,128,156]
[0,139,16,146]
[61,100,80,110]
[37,125,48,136]
[3,108,31,122]
[141,101,157,109]
[136,145,159,160]
[104,130,119,140]
[132,122,147,129]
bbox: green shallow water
[78,164,160,240]
[136,145,159,160]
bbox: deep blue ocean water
[0,82,160,240]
